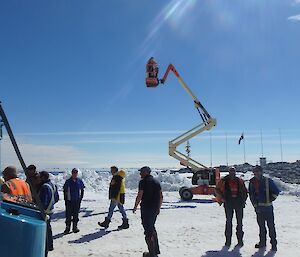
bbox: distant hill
[232,161,300,184]
[169,160,300,184]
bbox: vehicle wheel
[179,186,187,197]
[180,188,193,201]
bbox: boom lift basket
[146,57,159,87]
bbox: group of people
[60,165,162,257]
[0,164,163,257]
[1,164,279,257]
[215,165,280,252]
[98,165,163,257]
[0,165,59,257]
[0,165,86,256]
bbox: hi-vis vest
[4,178,32,202]
[250,177,278,208]
[44,183,57,214]
[257,177,275,207]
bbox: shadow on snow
[201,246,276,257]
[52,203,199,221]
[164,199,216,204]
[68,229,119,244]
[52,232,65,240]
[201,246,242,257]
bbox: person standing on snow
[63,168,85,234]
[215,166,248,247]
[98,166,129,229]
[133,166,163,257]
[39,171,59,256]
[248,165,280,251]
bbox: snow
[48,169,300,257]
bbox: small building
[260,157,267,167]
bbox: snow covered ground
[48,170,300,257]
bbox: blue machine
[0,198,46,257]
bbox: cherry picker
[146,58,220,200]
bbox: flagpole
[260,129,264,157]
[225,132,228,166]
[243,131,246,163]
[210,132,212,168]
[279,128,283,163]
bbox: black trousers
[45,216,53,257]
[256,207,277,246]
[65,200,81,227]
[141,207,160,255]
[224,202,244,244]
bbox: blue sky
[1,0,300,169]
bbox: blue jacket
[39,180,59,214]
[63,177,85,202]
[248,176,280,213]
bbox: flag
[238,133,244,145]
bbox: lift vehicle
[145,58,220,200]
[0,101,46,257]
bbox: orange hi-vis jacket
[4,178,32,202]
[215,175,248,204]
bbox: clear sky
[1,0,300,169]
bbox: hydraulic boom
[146,58,216,171]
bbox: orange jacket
[215,176,247,204]
[2,178,32,202]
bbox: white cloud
[14,130,183,136]
[0,137,176,169]
[1,127,298,169]
[288,14,300,21]
[13,128,300,138]
[1,139,90,169]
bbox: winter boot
[236,231,244,247]
[236,237,244,247]
[235,241,244,247]
[271,244,277,251]
[63,226,71,235]
[255,242,266,248]
[98,217,110,228]
[118,218,129,229]
[73,223,80,233]
[143,252,158,257]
